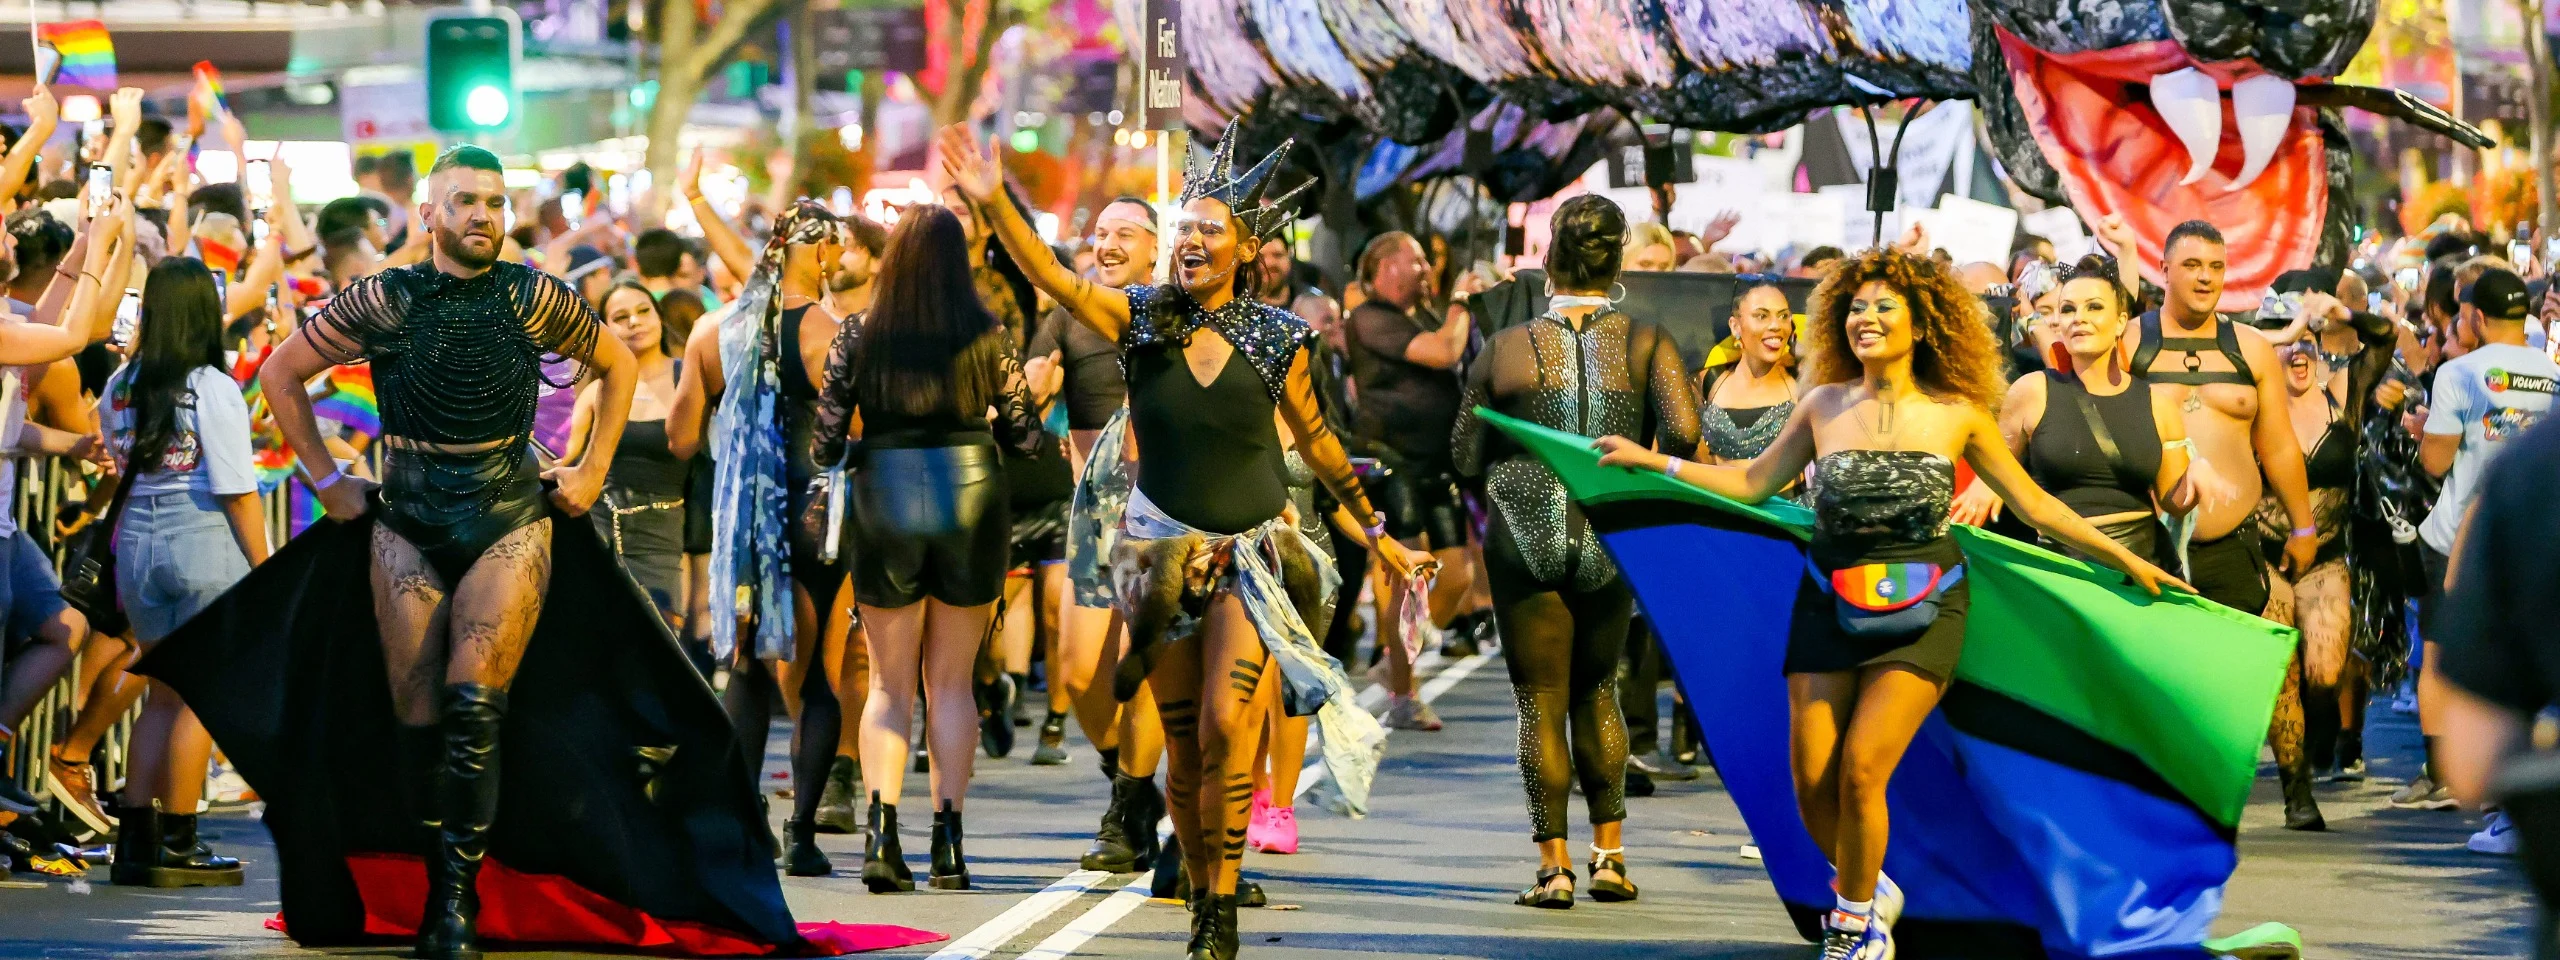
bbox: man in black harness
[2123,219,2324,829]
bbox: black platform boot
[417,684,506,960]
[109,802,156,886]
[1184,892,1239,960]
[783,817,832,877]
[154,811,244,887]
[929,802,970,890]
[1122,772,1164,867]
[1082,770,1139,872]
[860,793,914,893]
[2280,764,2327,832]
[1149,833,1188,901]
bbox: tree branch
[680,0,786,79]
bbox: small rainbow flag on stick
[36,20,114,90]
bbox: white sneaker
[2469,811,2520,856]
[2390,776,2460,810]
[1873,872,1905,929]
[1383,696,1443,731]
[1818,910,1894,960]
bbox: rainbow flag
[311,365,379,437]
[37,21,114,90]
[198,237,242,277]
[193,61,230,118]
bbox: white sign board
[1907,194,2020,267]
[2021,206,2095,261]
[341,81,436,145]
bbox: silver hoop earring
[1610,282,1627,304]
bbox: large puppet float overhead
[1185,0,2488,307]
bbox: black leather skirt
[851,441,1009,608]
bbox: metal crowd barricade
[2,450,350,827]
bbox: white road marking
[924,870,1110,960]
[1013,876,1158,960]
[928,644,1490,960]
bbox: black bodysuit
[1119,285,1311,534]
[1451,308,1700,842]
[305,261,599,584]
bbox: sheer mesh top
[1452,309,1699,590]
[304,261,599,447]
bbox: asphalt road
[0,651,2532,960]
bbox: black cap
[2466,266,2532,321]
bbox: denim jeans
[115,489,251,642]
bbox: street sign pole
[1141,0,1182,282]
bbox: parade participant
[815,215,887,829]
[249,145,636,957]
[812,204,1043,892]
[1624,223,1678,273]
[677,199,857,876]
[1038,196,1169,876]
[1255,235,1367,670]
[566,279,704,632]
[1949,256,2194,559]
[2121,220,2325,830]
[1348,231,1475,730]
[139,146,896,960]
[2252,269,2399,787]
[1452,193,1702,909]
[942,120,1421,960]
[1595,249,2186,960]
[1699,278,1801,467]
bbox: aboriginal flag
[1478,409,2295,960]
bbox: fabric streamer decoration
[1478,408,2296,960]
[37,20,113,90]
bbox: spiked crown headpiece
[1178,120,1311,243]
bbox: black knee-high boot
[418,684,505,960]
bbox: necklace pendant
[2182,392,2203,414]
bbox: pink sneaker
[1245,789,1275,851]
[1259,804,1299,854]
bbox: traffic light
[425,10,519,134]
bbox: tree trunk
[930,0,1014,126]
[2524,0,2558,239]
[641,0,785,222]
[790,2,820,196]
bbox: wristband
[1663,455,1688,477]
[1364,511,1387,540]
[2290,526,2317,539]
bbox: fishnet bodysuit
[1453,308,1699,840]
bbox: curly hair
[1802,249,2006,411]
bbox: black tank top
[608,419,689,498]
[2304,392,2355,491]
[780,304,829,481]
[2026,375,2161,518]
[1128,344,1288,534]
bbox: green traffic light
[465,84,511,127]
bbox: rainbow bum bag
[1816,561,1966,639]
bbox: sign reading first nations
[1140,0,1184,131]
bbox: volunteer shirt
[99,365,260,499]
[2420,342,2560,553]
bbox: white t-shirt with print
[2422,342,2560,553]
[98,365,259,500]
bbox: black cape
[134,507,805,953]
